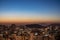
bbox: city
[0,0,60,40]
[0,23,60,40]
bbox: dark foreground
[0,24,60,40]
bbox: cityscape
[0,0,60,40]
[0,23,60,40]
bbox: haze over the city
[0,0,60,24]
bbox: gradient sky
[0,0,60,24]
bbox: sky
[0,0,60,24]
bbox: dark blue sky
[0,0,60,23]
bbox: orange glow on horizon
[0,17,60,24]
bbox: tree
[55,31,60,40]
